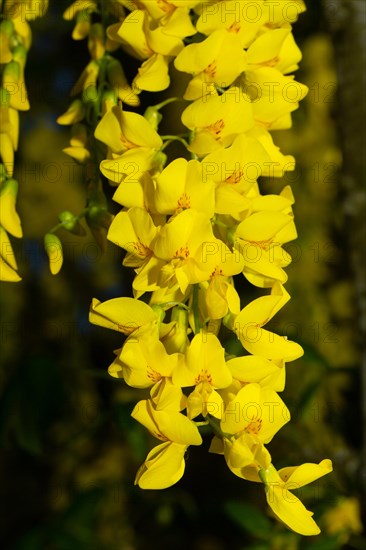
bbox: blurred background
[0,1,365,549]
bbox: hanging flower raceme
[88,0,332,537]
[0,1,49,281]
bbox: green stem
[160,135,189,149]
[151,97,180,110]
[194,421,209,427]
[212,216,228,230]
[206,415,232,440]
[49,207,89,234]
[158,301,190,311]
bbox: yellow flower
[106,58,140,106]
[247,126,296,177]
[112,172,156,213]
[133,209,217,295]
[132,396,202,488]
[260,460,333,536]
[232,283,304,360]
[133,53,170,93]
[111,327,180,388]
[221,382,289,446]
[197,244,244,320]
[202,134,271,219]
[213,382,289,482]
[95,104,162,183]
[115,7,195,92]
[153,157,215,217]
[175,29,247,100]
[134,441,189,489]
[244,68,308,130]
[234,210,296,287]
[196,0,266,48]
[89,296,158,335]
[0,226,20,281]
[173,331,232,418]
[322,497,363,543]
[107,207,158,268]
[5,0,49,20]
[0,254,20,281]
[57,99,85,125]
[0,178,22,237]
[246,28,302,75]
[226,355,284,393]
[2,60,30,112]
[181,87,254,156]
[62,123,90,164]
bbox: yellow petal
[0,254,21,281]
[264,484,321,536]
[0,133,14,175]
[0,225,17,270]
[227,356,280,385]
[57,99,85,125]
[89,296,157,334]
[221,383,261,435]
[278,459,333,487]
[224,434,254,470]
[0,178,22,237]
[133,53,170,92]
[135,441,187,489]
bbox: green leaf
[224,501,272,539]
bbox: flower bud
[143,106,162,131]
[12,44,27,70]
[57,99,85,126]
[58,211,86,236]
[88,23,105,60]
[44,233,63,275]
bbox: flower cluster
[89,0,332,536]
[0,0,48,281]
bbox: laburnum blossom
[244,68,308,130]
[196,0,267,48]
[111,7,195,92]
[181,87,254,156]
[89,296,159,335]
[231,283,304,360]
[107,207,158,268]
[195,242,244,320]
[226,354,285,395]
[234,209,297,287]
[133,209,218,295]
[0,225,20,282]
[109,325,180,388]
[246,27,302,74]
[94,104,162,184]
[173,331,232,419]
[202,134,271,219]
[62,0,98,40]
[217,382,290,475]
[153,157,215,217]
[174,29,247,100]
[131,383,202,489]
[260,460,333,536]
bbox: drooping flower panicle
[87,0,332,536]
[0,1,49,281]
